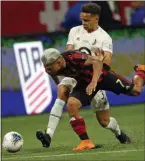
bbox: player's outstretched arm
[85,56,103,95]
[102,51,112,67]
[95,49,112,67]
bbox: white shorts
[91,90,110,112]
[59,78,110,112]
[58,77,77,93]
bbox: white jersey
[67,25,113,56]
[64,25,111,111]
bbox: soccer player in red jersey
[36,48,145,150]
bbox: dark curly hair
[81,3,101,16]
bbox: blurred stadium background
[1,1,145,161]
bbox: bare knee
[96,110,110,128]
[57,85,70,101]
[97,118,110,128]
[66,97,82,118]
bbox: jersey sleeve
[66,28,75,45]
[102,37,113,54]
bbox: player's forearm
[92,60,103,83]
[84,56,103,82]
[102,52,112,67]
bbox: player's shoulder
[61,50,83,57]
[69,25,83,33]
[98,26,112,41]
[61,50,76,58]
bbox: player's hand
[94,48,104,61]
[86,81,97,95]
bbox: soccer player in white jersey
[36,3,144,150]
[62,3,130,150]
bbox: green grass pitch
[2,104,145,161]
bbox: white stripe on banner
[14,41,52,115]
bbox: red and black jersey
[57,50,109,84]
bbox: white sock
[46,98,65,138]
[106,117,121,136]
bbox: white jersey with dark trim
[67,25,113,56]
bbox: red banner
[1,1,76,36]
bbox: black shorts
[69,70,133,106]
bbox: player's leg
[91,90,131,144]
[114,64,145,96]
[36,84,68,148]
[132,65,145,95]
[46,78,74,138]
[36,77,77,148]
[99,65,145,96]
[67,83,98,151]
[67,97,96,151]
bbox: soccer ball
[2,131,24,153]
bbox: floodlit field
[2,104,145,161]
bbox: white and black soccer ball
[2,131,24,153]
